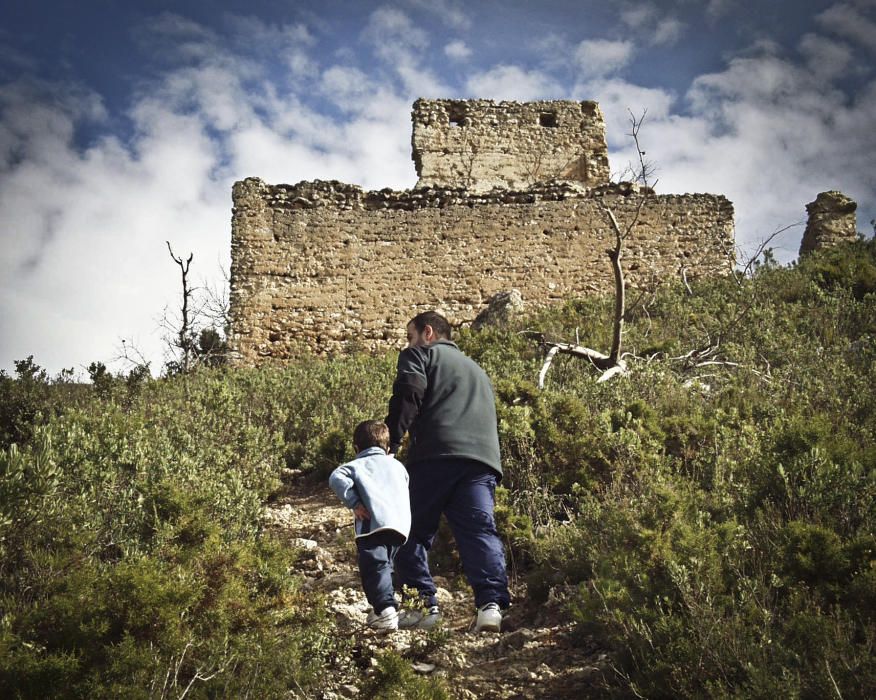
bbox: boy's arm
[328,465,363,510]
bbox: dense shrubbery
[477,239,876,698]
[1,239,874,697]
[0,358,394,698]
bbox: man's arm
[385,348,427,454]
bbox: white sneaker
[366,607,399,632]
[398,605,440,630]
[474,602,502,633]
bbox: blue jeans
[394,457,510,609]
[357,530,404,612]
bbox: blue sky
[1,0,874,375]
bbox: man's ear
[424,325,435,341]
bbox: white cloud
[406,0,471,31]
[816,2,876,51]
[361,7,450,97]
[320,66,373,107]
[444,40,472,61]
[574,39,635,79]
[620,3,685,46]
[465,65,564,101]
[362,6,429,61]
[653,18,685,46]
[798,33,854,80]
[706,0,736,20]
[0,13,423,374]
[582,53,876,263]
[528,33,584,75]
[0,78,228,375]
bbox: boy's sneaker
[366,607,399,633]
[474,602,502,633]
[398,604,440,630]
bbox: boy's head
[353,420,390,453]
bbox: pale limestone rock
[472,289,525,331]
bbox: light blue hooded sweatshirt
[328,446,411,541]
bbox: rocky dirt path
[263,475,607,699]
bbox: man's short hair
[353,420,390,452]
[409,311,451,340]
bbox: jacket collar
[355,446,388,459]
[428,339,458,350]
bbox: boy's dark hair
[408,311,451,340]
[353,420,390,452]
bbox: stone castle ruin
[229,98,738,363]
[798,191,859,257]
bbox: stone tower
[411,99,610,192]
[799,191,858,257]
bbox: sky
[1,0,874,376]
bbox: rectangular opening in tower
[448,103,467,127]
[539,112,558,127]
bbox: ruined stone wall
[799,191,858,256]
[412,99,610,192]
[229,178,734,363]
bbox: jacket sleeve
[385,347,427,453]
[328,465,362,509]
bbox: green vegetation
[2,238,875,698]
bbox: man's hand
[353,503,371,521]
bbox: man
[386,310,509,633]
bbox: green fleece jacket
[386,340,502,477]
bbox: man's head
[407,311,451,348]
[353,420,390,453]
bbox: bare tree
[627,108,657,188]
[161,244,231,374]
[536,196,649,385]
[611,109,658,188]
[166,242,196,373]
[535,108,657,385]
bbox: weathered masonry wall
[412,99,610,192]
[229,178,734,363]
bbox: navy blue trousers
[357,530,404,612]
[394,457,510,609]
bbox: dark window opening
[448,103,468,127]
[539,112,558,128]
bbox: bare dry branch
[741,221,804,277]
[598,362,627,383]
[166,241,196,373]
[680,266,693,296]
[537,345,560,389]
[627,108,657,189]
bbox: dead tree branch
[605,208,627,366]
[680,265,693,296]
[741,221,804,278]
[167,241,195,373]
[628,108,657,189]
[535,196,649,386]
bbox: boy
[328,420,411,632]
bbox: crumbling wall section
[411,99,610,192]
[229,178,734,363]
[799,191,858,256]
